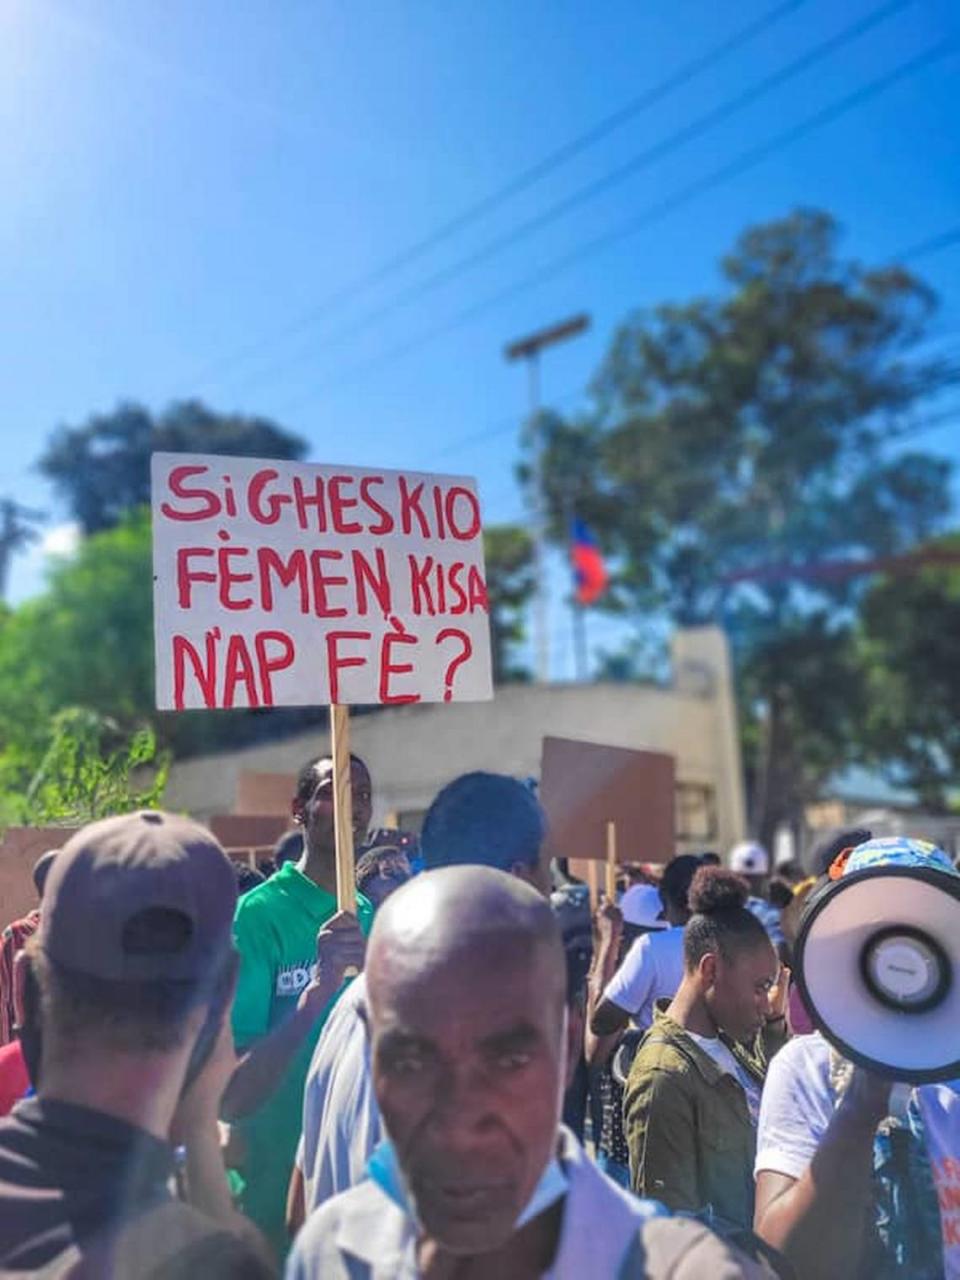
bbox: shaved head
[367,865,564,1007]
[365,867,571,1256]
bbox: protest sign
[153,451,494,910]
[540,736,676,879]
[151,453,494,710]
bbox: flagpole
[528,352,550,685]
[565,497,588,684]
[572,598,588,682]
[504,313,591,686]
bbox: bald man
[292,771,551,1225]
[287,868,768,1279]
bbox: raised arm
[585,902,624,1068]
[222,913,365,1121]
[755,1070,889,1280]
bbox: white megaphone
[794,836,960,1084]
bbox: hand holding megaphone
[843,1068,894,1128]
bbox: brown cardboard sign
[540,736,675,866]
[208,813,290,853]
[235,771,297,816]
[0,827,77,925]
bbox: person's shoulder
[306,976,367,1082]
[650,927,684,955]
[155,1225,276,1280]
[616,931,653,972]
[233,873,286,929]
[628,1030,697,1085]
[768,1031,831,1079]
[76,1201,276,1280]
[291,1180,397,1268]
[633,1216,774,1279]
[302,1177,384,1227]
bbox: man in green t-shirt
[223,753,373,1258]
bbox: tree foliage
[859,535,960,810]
[537,209,956,842]
[483,524,535,682]
[39,399,307,534]
[13,709,169,827]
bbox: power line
[277,37,957,419]
[186,0,807,389]
[884,403,960,445]
[898,225,960,262]
[435,386,587,461]
[435,260,960,481]
[227,0,913,401]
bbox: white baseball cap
[620,883,667,929]
[729,841,771,876]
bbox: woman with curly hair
[623,867,788,1228]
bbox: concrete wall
[164,627,747,858]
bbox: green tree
[39,399,307,534]
[537,209,955,845]
[483,524,535,683]
[15,708,169,827]
[0,512,155,779]
[859,534,960,810]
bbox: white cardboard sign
[151,453,494,710]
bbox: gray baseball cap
[40,810,237,983]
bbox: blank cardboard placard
[208,813,290,852]
[0,827,77,925]
[540,736,675,866]
[235,771,297,815]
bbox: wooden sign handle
[330,704,356,914]
[587,860,600,913]
[605,821,617,902]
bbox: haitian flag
[570,518,608,606]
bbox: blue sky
[2,0,959,675]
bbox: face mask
[367,1140,569,1229]
[515,1157,569,1227]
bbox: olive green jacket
[623,1002,787,1229]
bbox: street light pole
[505,312,590,684]
[526,351,550,684]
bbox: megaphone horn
[795,863,960,1084]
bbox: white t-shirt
[686,1031,762,1125]
[756,1032,960,1280]
[298,974,382,1215]
[602,927,685,1029]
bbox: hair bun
[688,866,749,914]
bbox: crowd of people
[0,751,956,1278]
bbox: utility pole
[504,313,590,683]
[0,499,43,600]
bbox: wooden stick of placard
[330,704,357,914]
[586,860,600,912]
[605,820,618,902]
